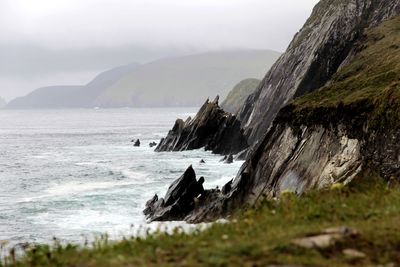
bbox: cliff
[146,13,400,223]
[155,96,248,155]
[237,0,400,145]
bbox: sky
[0,0,319,101]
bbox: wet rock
[133,139,140,147]
[224,154,233,164]
[199,159,205,164]
[155,96,248,155]
[149,141,157,148]
[143,166,206,221]
[221,179,232,195]
[220,155,227,162]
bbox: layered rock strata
[155,96,248,155]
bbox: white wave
[20,180,137,202]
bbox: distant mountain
[0,97,6,108]
[95,50,280,107]
[6,63,140,109]
[221,78,260,114]
[6,50,280,109]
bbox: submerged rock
[133,139,140,147]
[149,141,157,148]
[155,96,248,155]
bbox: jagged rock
[199,159,205,164]
[224,154,234,164]
[144,3,400,224]
[143,166,206,221]
[149,141,157,148]
[221,179,232,195]
[155,96,248,155]
[133,139,140,147]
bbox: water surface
[0,108,242,245]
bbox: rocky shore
[147,0,400,224]
[155,96,248,155]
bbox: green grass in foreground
[3,172,400,267]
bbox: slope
[220,78,260,114]
[95,50,280,107]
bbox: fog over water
[0,0,319,100]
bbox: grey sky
[0,0,319,100]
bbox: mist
[0,0,319,100]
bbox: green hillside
[3,16,400,267]
[291,16,400,128]
[221,78,260,114]
[95,50,280,107]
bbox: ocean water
[0,108,243,246]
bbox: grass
[221,78,260,114]
[3,13,400,267]
[2,172,400,267]
[291,16,400,129]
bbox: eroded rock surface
[238,0,400,145]
[155,96,248,155]
[144,165,205,221]
[145,2,400,224]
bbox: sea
[0,108,243,246]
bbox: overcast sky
[0,0,319,101]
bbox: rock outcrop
[145,14,400,224]
[237,0,400,146]
[133,139,140,147]
[155,96,248,155]
[144,165,205,221]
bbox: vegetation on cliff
[220,78,260,114]
[3,173,400,267]
[290,16,400,129]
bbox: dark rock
[237,0,400,146]
[220,155,227,162]
[143,166,206,221]
[144,2,400,224]
[221,179,232,195]
[149,141,157,148]
[133,139,140,147]
[155,96,248,155]
[199,159,205,164]
[224,154,234,164]
[235,149,248,160]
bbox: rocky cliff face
[145,12,400,223]
[238,0,400,145]
[155,96,248,155]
